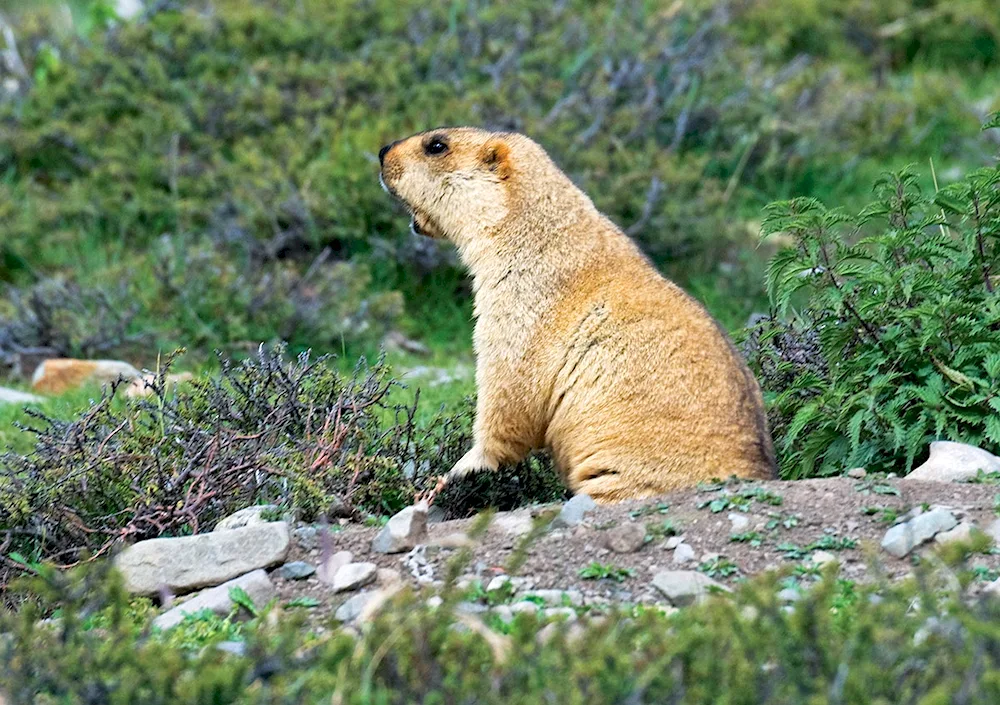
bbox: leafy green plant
[862,506,904,523]
[629,503,670,519]
[779,535,856,560]
[645,519,680,542]
[748,135,1000,477]
[697,557,740,579]
[578,563,635,583]
[286,596,321,609]
[853,477,902,496]
[730,531,765,547]
[764,512,801,530]
[698,485,784,513]
[227,586,258,618]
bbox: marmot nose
[378,143,392,165]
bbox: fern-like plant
[745,115,1000,478]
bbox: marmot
[379,127,776,503]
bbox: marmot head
[379,127,515,244]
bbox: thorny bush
[0,346,562,596]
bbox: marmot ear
[480,140,512,180]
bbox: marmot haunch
[379,127,776,503]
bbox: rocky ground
[114,464,1000,635]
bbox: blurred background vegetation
[0,0,998,461]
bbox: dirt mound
[273,477,1000,627]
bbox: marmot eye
[425,139,448,156]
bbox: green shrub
[746,124,1000,477]
[3,0,994,364]
[5,555,1000,703]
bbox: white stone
[672,543,696,565]
[552,494,597,528]
[606,522,647,553]
[332,562,378,593]
[491,511,534,537]
[486,575,534,593]
[934,522,976,545]
[651,570,730,606]
[317,550,354,585]
[984,519,1000,545]
[214,505,281,532]
[728,513,750,533]
[0,387,43,405]
[907,441,1000,483]
[372,502,429,554]
[520,589,583,606]
[335,591,375,622]
[115,522,290,595]
[810,551,837,566]
[881,509,958,558]
[153,570,275,630]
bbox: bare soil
[272,477,1000,628]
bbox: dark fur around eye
[424,138,448,156]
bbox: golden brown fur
[380,127,776,502]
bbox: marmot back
[379,127,776,502]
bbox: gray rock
[293,525,320,551]
[153,569,276,630]
[334,585,404,623]
[492,510,534,537]
[651,570,730,606]
[215,641,247,657]
[846,467,867,479]
[777,588,801,603]
[907,441,1000,483]
[542,607,577,621]
[317,550,354,585]
[432,532,475,549]
[606,522,647,553]
[810,551,837,566]
[332,562,378,593]
[672,543,696,565]
[376,568,403,586]
[0,387,43,405]
[985,519,1000,545]
[510,601,541,614]
[552,494,597,528]
[881,508,958,558]
[934,522,976,545]
[371,502,429,554]
[664,536,684,550]
[335,591,375,622]
[521,589,583,606]
[115,522,290,595]
[214,505,281,532]
[486,575,534,593]
[728,513,750,533]
[276,561,315,580]
[492,605,514,623]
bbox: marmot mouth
[409,210,444,239]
